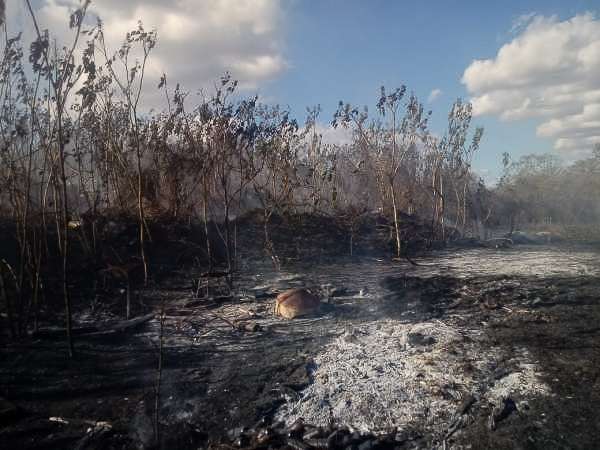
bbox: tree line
[492,148,600,236]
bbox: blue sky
[8,0,600,184]
[262,0,600,182]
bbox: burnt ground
[384,272,600,449]
[456,275,600,449]
[0,244,600,449]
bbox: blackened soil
[456,276,600,450]
[1,246,600,449]
[381,272,600,449]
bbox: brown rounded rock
[274,288,320,319]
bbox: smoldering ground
[2,244,600,449]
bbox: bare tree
[98,20,157,285]
[334,87,429,257]
[26,0,92,357]
[435,100,483,237]
[252,105,302,270]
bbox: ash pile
[268,319,551,447]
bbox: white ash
[275,320,552,436]
[483,348,553,406]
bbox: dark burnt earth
[1,244,600,449]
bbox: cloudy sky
[6,0,600,181]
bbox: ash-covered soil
[1,245,600,449]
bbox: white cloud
[6,0,287,110]
[462,13,600,155]
[303,123,353,147]
[427,88,442,103]
[318,124,354,146]
[509,12,537,35]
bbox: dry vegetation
[0,4,486,346]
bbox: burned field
[4,2,600,449]
[2,240,600,450]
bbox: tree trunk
[0,270,16,339]
[390,183,402,258]
[224,201,233,289]
[264,210,280,271]
[202,184,212,271]
[57,110,74,358]
[454,185,461,235]
[136,150,148,286]
[462,182,468,233]
[439,172,445,241]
